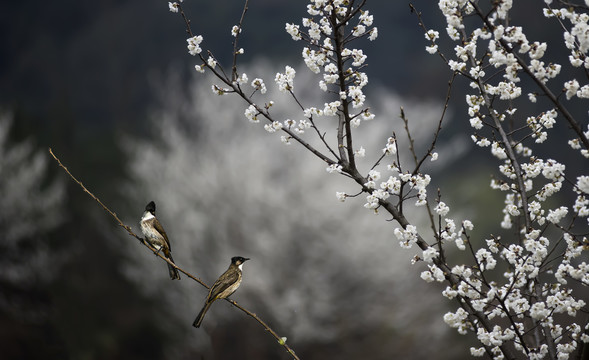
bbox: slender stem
[231,0,250,81]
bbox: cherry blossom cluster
[283,0,377,127]
[436,222,588,359]
[424,1,589,358]
[245,1,384,190]
[173,0,382,159]
[544,6,589,72]
[184,0,381,154]
[360,159,431,213]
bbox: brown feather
[152,218,171,251]
[208,264,241,301]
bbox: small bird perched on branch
[193,256,250,328]
[140,201,181,280]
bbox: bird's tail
[193,301,213,328]
[167,253,181,280]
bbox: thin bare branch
[231,0,249,82]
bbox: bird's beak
[244,257,250,262]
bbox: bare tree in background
[133,0,589,358]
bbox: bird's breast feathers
[140,218,165,249]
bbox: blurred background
[1,1,585,359]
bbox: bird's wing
[153,218,172,250]
[208,268,240,301]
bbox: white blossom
[394,225,419,249]
[207,56,217,68]
[187,35,204,55]
[577,175,589,194]
[326,163,342,174]
[194,64,205,73]
[264,121,283,133]
[231,25,241,37]
[382,136,397,155]
[368,27,378,41]
[285,23,302,40]
[251,78,267,94]
[423,247,439,263]
[547,206,569,224]
[275,66,296,92]
[565,79,580,99]
[168,2,179,13]
[426,45,439,54]
[425,29,440,41]
[434,201,450,216]
[323,101,341,116]
[244,104,259,123]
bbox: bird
[140,201,181,280]
[193,256,250,328]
